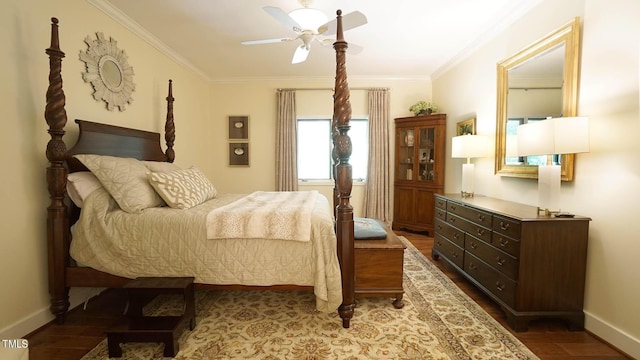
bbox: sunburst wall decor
[79,32,135,111]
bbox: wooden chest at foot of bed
[354,224,405,308]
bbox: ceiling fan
[241,0,367,64]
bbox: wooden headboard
[66,118,173,173]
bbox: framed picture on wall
[456,118,476,135]
[229,142,249,166]
[228,116,249,140]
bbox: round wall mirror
[80,32,135,111]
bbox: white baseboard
[585,310,640,359]
[0,288,100,340]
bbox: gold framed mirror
[495,17,581,180]
[79,32,135,111]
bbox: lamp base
[537,207,561,216]
[461,191,474,198]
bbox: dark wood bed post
[45,17,70,324]
[332,10,355,328]
[164,79,175,163]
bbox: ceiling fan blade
[291,44,310,64]
[241,38,293,45]
[318,11,367,35]
[263,6,302,32]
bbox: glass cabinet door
[418,127,436,182]
[398,128,414,180]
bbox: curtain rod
[276,87,389,92]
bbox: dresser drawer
[493,216,521,239]
[435,196,447,210]
[447,213,492,243]
[464,252,516,308]
[434,233,464,269]
[446,201,492,229]
[434,218,464,247]
[465,235,518,280]
[490,232,520,258]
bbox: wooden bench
[106,277,196,358]
[354,221,405,308]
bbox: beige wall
[1,0,211,339]
[209,79,431,217]
[433,0,640,357]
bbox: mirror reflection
[495,17,581,180]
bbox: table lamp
[451,134,489,197]
[517,116,589,215]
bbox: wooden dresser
[432,194,590,331]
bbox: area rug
[82,237,538,359]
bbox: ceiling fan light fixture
[289,8,328,30]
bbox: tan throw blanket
[206,191,318,241]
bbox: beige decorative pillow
[148,166,217,209]
[142,161,181,173]
[74,154,164,213]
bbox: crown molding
[88,0,212,82]
[431,0,543,80]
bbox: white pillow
[74,154,164,213]
[66,172,103,207]
[148,166,217,209]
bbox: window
[297,118,368,181]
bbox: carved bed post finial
[45,17,70,324]
[332,9,355,329]
[165,79,176,162]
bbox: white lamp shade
[451,135,489,158]
[517,116,589,156]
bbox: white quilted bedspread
[70,188,343,312]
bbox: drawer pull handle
[500,222,510,231]
[450,217,456,223]
[450,205,456,210]
[496,257,505,266]
[453,233,460,239]
[470,242,477,249]
[468,262,477,271]
[452,252,459,258]
[437,224,442,230]
[477,214,485,221]
[476,228,485,236]
[436,240,442,246]
[499,238,509,247]
[496,281,505,292]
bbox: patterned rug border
[398,236,538,360]
[81,236,540,359]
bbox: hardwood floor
[25,231,632,359]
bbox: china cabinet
[392,114,446,234]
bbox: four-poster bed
[44,11,356,328]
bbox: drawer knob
[468,262,477,271]
[450,217,456,223]
[496,281,505,292]
[470,242,477,249]
[453,233,460,239]
[499,238,509,247]
[477,214,485,221]
[450,205,457,210]
[500,222,510,231]
[437,224,442,230]
[452,252,459,258]
[496,257,505,266]
[476,228,485,236]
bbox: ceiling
[97,0,541,82]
